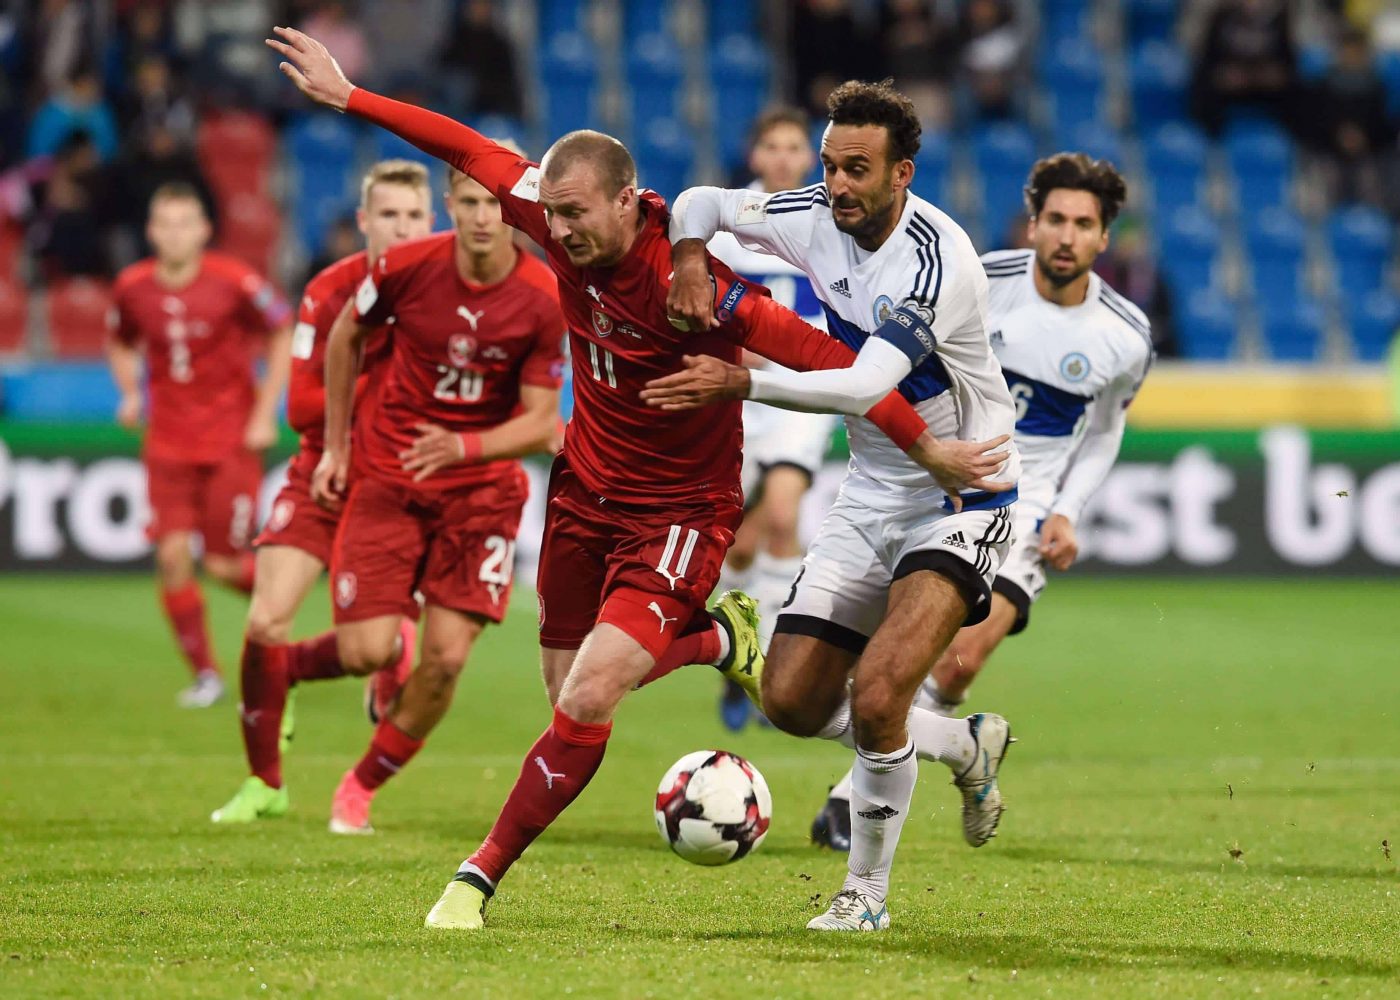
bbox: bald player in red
[211,160,433,826]
[108,181,291,709]
[315,164,566,835]
[271,26,951,927]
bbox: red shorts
[145,450,263,556]
[254,445,340,565]
[536,455,742,660]
[330,468,528,625]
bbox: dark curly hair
[1023,152,1128,228]
[825,79,921,164]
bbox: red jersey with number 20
[352,232,566,493]
[344,88,929,506]
[109,251,291,464]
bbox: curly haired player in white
[811,152,1154,849]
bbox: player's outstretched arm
[314,298,368,509]
[399,386,561,483]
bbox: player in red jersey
[314,164,566,835]
[210,160,434,825]
[270,27,975,926]
[108,182,292,709]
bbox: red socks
[160,581,218,677]
[467,705,611,884]
[636,611,721,688]
[352,719,426,791]
[239,639,289,788]
[287,631,346,682]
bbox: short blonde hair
[360,159,431,208]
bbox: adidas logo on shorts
[941,531,969,550]
[828,277,852,298]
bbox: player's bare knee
[943,643,987,687]
[337,634,396,675]
[244,602,292,646]
[203,554,240,586]
[850,676,904,733]
[760,676,825,737]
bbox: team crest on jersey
[1060,352,1091,382]
[449,333,477,368]
[268,498,295,533]
[592,309,613,338]
[873,295,894,326]
[335,572,357,609]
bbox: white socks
[844,739,917,904]
[749,551,803,650]
[817,699,974,771]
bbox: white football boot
[177,671,225,709]
[806,889,890,931]
[953,712,1011,847]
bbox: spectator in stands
[958,0,1023,121]
[108,2,179,95]
[32,129,111,278]
[26,66,119,162]
[111,121,215,259]
[438,0,523,118]
[880,0,959,130]
[35,0,97,94]
[118,54,195,139]
[1190,0,1299,136]
[791,0,879,118]
[297,1,368,82]
[1308,26,1396,209]
[1093,212,1178,357]
[302,213,360,288]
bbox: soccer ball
[654,750,772,866]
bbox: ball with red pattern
[654,750,772,866]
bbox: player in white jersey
[810,153,1153,848]
[646,81,1018,932]
[707,107,838,731]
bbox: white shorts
[775,486,1015,652]
[740,401,838,504]
[992,507,1048,635]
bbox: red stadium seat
[47,277,113,358]
[0,220,23,279]
[198,112,275,199]
[0,275,28,353]
[219,193,282,273]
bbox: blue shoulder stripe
[986,267,1027,279]
[1099,289,1152,340]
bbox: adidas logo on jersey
[941,531,969,550]
[828,277,852,298]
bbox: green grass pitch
[2,575,1397,998]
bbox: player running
[707,106,838,731]
[317,165,567,835]
[807,154,1154,845]
[651,80,1019,931]
[108,182,291,708]
[267,26,977,929]
[211,160,433,825]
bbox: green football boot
[210,775,289,824]
[712,590,764,709]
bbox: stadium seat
[1042,39,1103,131]
[634,119,694,202]
[541,32,599,137]
[1224,122,1293,214]
[1328,205,1392,300]
[0,219,22,279]
[198,111,275,171]
[1297,43,1332,81]
[1259,299,1326,362]
[0,275,27,353]
[1057,122,1124,166]
[1347,290,1400,363]
[1245,208,1307,299]
[623,0,672,39]
[705,0,760,37]
[911,132,951,207]
[1144,123,1208,216]
[538,0,586,43]
[1125,0,1177,45]
[288,114,359,173]
[46,278,113,358]
[219,193,281,274]
[1380,51,1400,117]
[1129,40,1189,126]
[627,33,685,125]
[711,34,771,170]
[1176,291,1238,361]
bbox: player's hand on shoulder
[116,392,142,429]
[640,355,750,410]
[665,240,718,332]
[906,432,1012,512]
[266,26,354,111]
[1038,513,1078,571]
[244,412,278,452]
[400,423,468,482]
[311,447,348,511]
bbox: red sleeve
[521,295,567,390]
[224,259,292,332]
[286,288,327,433]
[345,88,548,245]
[106,285,140,346]
[728,284,927,451]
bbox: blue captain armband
[874,300,938,367]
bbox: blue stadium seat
[1057,122,1124,165]
[287,115,357,252]
[623,0,672,39]
[912,132,951,206]
[1158,205,1221,310]
[706,0,760,36]
[1347,290,1400,362]
[1129,40,1189,125]
[372,129,446,187]
[711,34,771,169]
[634,119,694,202]
[1224,121,1293,214]
[973,122,1036,175]
[1259,298,1326,362]
[628,33,685,124]
[541,32,599,137]
[1297,43,1332,81]
[1144,123,1207,215]
[1328,205,1393,300]
[1176,291,1238,360]
[1125,0,1177,46]
[288,114,358,174]
[538,0,586,43]
[1380,51,1400,117]
[1245,208,1307,298]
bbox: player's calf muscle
[762,634,854,736]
